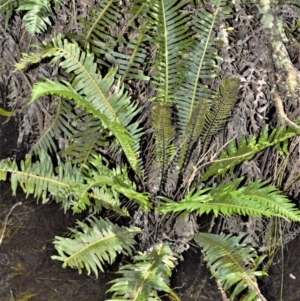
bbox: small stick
[0,202,22,246]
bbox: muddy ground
[0,114,300,301]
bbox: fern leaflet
[194,233,267,301]
[52,217,141,278]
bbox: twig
[0,202,22,246]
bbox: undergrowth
[1,0,300,300]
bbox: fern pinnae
[117,32,150,84]
[0,0,18,28]
[201,77,240,141]
[201,123,300,181]
[152,103,176,192]
[178,100,209,172]
[17,0,52,35]
[63,117,109,167]
[28,38,143,175]
[150,0,191,104]
[107,243,177,301]
[117,0,150,42]
[32,98,76,154]
[175,1,234,149]
[80,0,121,55]
[52,217,141,278]
[194,233,267,301]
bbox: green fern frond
[194,233,267,301]
[0,151,82,204]
[69,0,150,83]
[33,98,77,154]
[52,217,141,278]
[75,0,121,55]
[27,37,143,175]
[149,0,191,104]
[208,178,300,220]
[179,100,209,170]
[63,116,110,166]
[176,0,234,138]
[201,77,240,140]
[110,31,150,84]
[17,0,52,35]
[89,187,129,217]
[159,178,300,221]
[201,124,300,181]
[14,51,44,70]
[78,155,151,212]
[107,243,177,301]
[117,0,151,41]
[152,103,176,189]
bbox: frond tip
[194,233,268,301]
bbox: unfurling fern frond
[107,243,178,301]
[17,0,52,35]
[201,123,300,181]
[158,178,300,221]
[52,217,141,278]
[194,233,267,301]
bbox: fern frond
[179,100,209,170]
[201,77,240,140]
[0,151,82,204]
[194,233,267,301]
[149,0,191,104]
[32,98,77,154]
[176,0,234,137]
[159,178,300,221]
[17,0,52,35]
[28,39,143,175]
[15,51,44,70]
[107,243,177,301]
[117,0,151,41]
[78,155,151,212]
[152,103,176,189]
[89,186,129,217]
[63,116,110,166]
[76,0,121,55]
[110,31,150,84]
[201,124,300,181]
[52,217,141,278]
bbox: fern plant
[1,0,300,300]
[0,0,61,35]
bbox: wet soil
[0,114,300,301]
